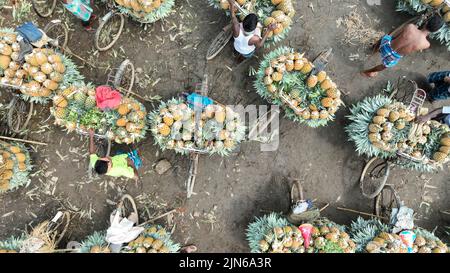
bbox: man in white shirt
[227,0,276,59]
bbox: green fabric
[89,154,135,178]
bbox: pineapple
[74,92,87,105]
[85,96,97,109]
[54,107,67,119]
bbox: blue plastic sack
[16,22,42,43]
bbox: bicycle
[359,80,428,199]
[206,1,254,61]
[32,0,124,52]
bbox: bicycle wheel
[206,30,233,61]
[359,157,391,199]
[44,20,69,50]
[95,11,125,52]
[7,98,33,134]
[113,59,135,96]
[374,185,401,221]
[32,0,57,18]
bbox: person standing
[62,0,97,31]
[362,15,444,78]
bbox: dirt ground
[0,0,449,252]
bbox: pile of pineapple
[51,85,99,133]
[0,141,31,194]
[365,231,448,253]
[247,213,356,253]
[433,132,450,163]
[112,0,175,22]
[149,98,246,156]
[112,97,148,144]
[122,225,180,253]
[368,102,415,152]
[51,85,148,144]
[0,30,21,83]
[255,47,343,127]
[211,0,295,43]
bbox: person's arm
[89,129,96,154]
[250,23,277,48]
[228,0,240,38]
[416,108,443,123]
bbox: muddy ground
[0,0,449,252]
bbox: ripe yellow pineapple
[163,115,174,126]
[158,124,170,136]
[321,97,334,108]
[307,75,318,88]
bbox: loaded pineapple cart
[0,211,71,253]
[254,46,343,128]
[349,216,449,253]
[346,80,450,199]
[50,59,147,160]
[206,0,296,60]
[396,0,450,50]
[0,140,32,194]
[245,178,358,254]
[149,76,246,198]
[68,194,182,253]
[0,25,82,134]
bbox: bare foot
[361,71,378,78]
[180,245,197,253]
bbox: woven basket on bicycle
[0,28,83,104]
[396,0,450,50]
[149,97,246,156]
[349,217,449,253]
[79,224,180,253]
[103,0,175,24]
[246,213,356,253]
[346,86,450,173]
[254,47,343,128]
[50,84,148,144]
[0,141,32,194]
[208,0,296,46]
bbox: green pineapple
[84,96,97,109]
[73,92,87,105]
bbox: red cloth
[95,86,122,110]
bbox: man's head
[424,15,444,33]
[94,159,109,175]
[243,14,258,35]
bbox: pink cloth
[96,86,122,110]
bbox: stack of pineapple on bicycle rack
[346,83,450,173]
[0,140,32,194]
[254,47,344,128]
[396,0,450,50]
[0,28,83,104]
[50,84,148,145]
[148,97,246,156]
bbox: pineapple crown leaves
[246,213,290,253]
[134,224,181,253]
[349,217,391,253]
[255,46,337,127]
[345,94,396,158]
[414,227,445,244]
[109,0,176,24]
[396,0,450,51]
[0,234,26,251]
[79,231,108,253]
